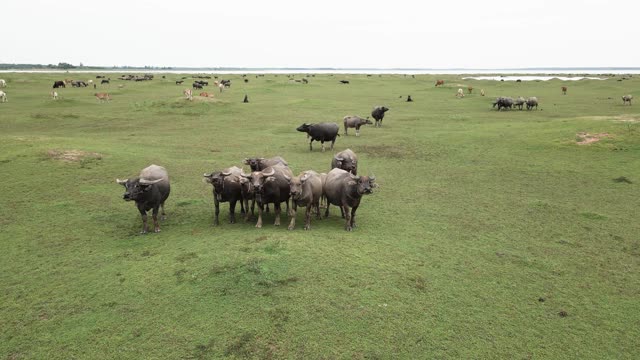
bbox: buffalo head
[116,177,162,201]
[348,174,377,195]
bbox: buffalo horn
[116,178,128,184]
[349,173,360,180]
[203,173,212,177]
[221,170,231,176]
[262,168,275,176]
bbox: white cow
[0,91,7,102]
[183,88,193,100]
[51,91,59,100]
[456,88,464,98]
[480,89,486,96]
[0,79,6,87]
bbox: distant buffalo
[296,122,339,152]
[371,106,389,127]
[53,80,65,88]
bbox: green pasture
[0,72,638,359]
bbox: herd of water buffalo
[116,148,376,234]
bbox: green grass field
[1,72,638,359]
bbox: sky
[3,0,639,69]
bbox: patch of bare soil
[47,149,103,162]
[575,132,610,145]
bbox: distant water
[462,75,609,81]
[1,68,639,75]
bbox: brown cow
[467,86,473,94]
[562,86,567,95]
[435,79,445,87]
[95,93,111,102]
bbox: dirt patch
[575,132,610,145]
[578,114,640,123]
[47,149,103,162]
[359,144,417,159]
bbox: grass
[0,72,639,359]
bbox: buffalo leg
[274,203,281,226]
[330,139,335,150]
[229,200,236,224]
[343,205,352,231]
[214,197,220,225]
[160,201,167,220]
[324,203,330,218]
[139,213,149,234]
[288,202,297,230]
[256,203,263,228]
[309,139,314,151]
[304,204,312,230]
[350,205,358,229]
[314,201,321,220]
[152,206,161,233]
[355,125,360,137]
[344,125,348,136]
[321,141,326,152]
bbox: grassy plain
[0,72,639,359]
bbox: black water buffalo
[492,97,513,110]
[52,80,66,88]
[371,106,389,127]
[176,80,184,85]
[116,164,170,234]
[101,79,110,84]
[323,168,376,231]
[339,80,350,84]
[203,166,246,225]
[296,122,339,152]
[285,170,323,230]
[192,82,203,89]
[331,148,358,175]
[241,164,293,228]
[343,115,373,136]
[243,156,288,171]
[526,97,539,110]
[514,96,526,110]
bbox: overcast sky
[3,0,638,68]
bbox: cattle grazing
[285,170,323,230]
[435,79,444,87]
[343,115,373,136]
[480,89,486,96]
[0,79,6,87]
[95,93,111,102]
[176,80,184,85]
[101,79,110,84]
[493,97,514,110]
[243,156,289,214]
[456,88,464,98]
[371,106,389,127]
[53,80,66,88]
[203,166,246,225]
[406,95,413,102]
[339,80,350,84]
[50,91,58,100]
[331,148,358,175]
[514,96,526,110]
[72,80,88,87]
[183,89,193,100]
[199,92,210,97]
[218,83,224,92]
[323,168,376,231]
[467,86,473,94]
[116,164,170,234]
[221,79,231,87]
[296,122,340,152]
[562,86,567,95]
[243,94,249,103]
[240,164,293,228]
[0,91,6,103]
[622,94,633,105]
[192,82,203,89]
[526,97,539,110]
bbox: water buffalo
[435,80,444,87]
[323,168,376,231]
[243,156,289,171]
[285,170,323,230]
[116,164,170,234]
[526,97,539,110]
[331,148,358,175]
[514,96,526,110]
[203,166,246,225]
[371,106,389,127]
[52,80,66,88]
[241,164,293,228]
[343,116,373,136]
[492,97,513,111]
[622,94,633,105]
[296,122,339,152]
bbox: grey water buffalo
[371,106,389,127]
[53,80,66,88]
[243,156,289,171]
[343,115,373,136]
[526,97,539,110]
[286,170,323,230]
[323,168,376,231]
[331,148,358,175]
[116,164,170,234]
[622,94,633,105]
[514,96,526,110]
[492,97,513,110]
[203,166,246,225]
[296,122,340,152]
[241,164,293,228]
